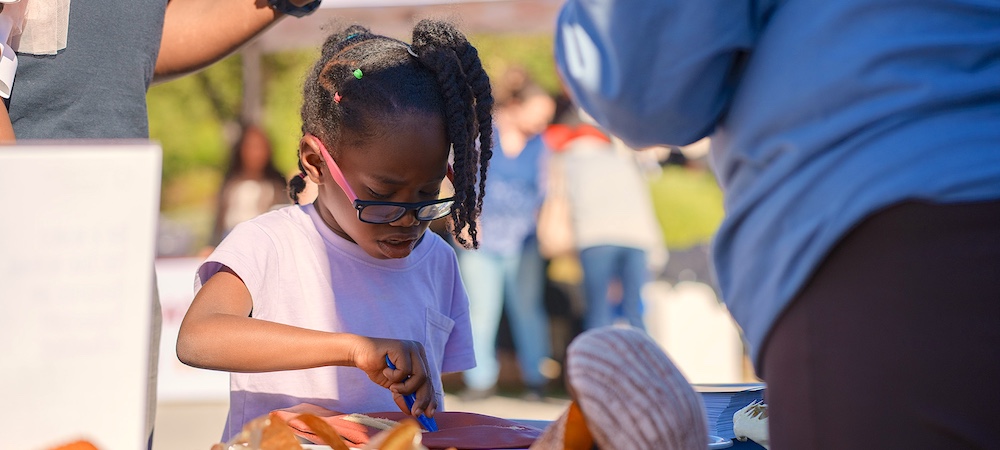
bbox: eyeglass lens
[358,200,454,224]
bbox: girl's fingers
[392,349,437,416]
[386,343,427,390]
[414,383,437,417]
[392,393,409,415]
[379,341,437,416]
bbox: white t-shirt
[195,204,475,441]
[563,142,664,253]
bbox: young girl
[176,20,494,441]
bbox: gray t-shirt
[9,0,168,139]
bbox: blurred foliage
[648,166,725,249]
[147,33,721,254]
[260,49,319,176]
[148,55,238,210]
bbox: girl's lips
[381,235,419,245]
[378,236,419,258]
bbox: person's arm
[554,0,770,148]
[154,0,315,82]
[0,104,14,143]
[176,266,439,417]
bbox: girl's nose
[389,209,421,227]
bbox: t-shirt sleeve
[194,221,277,312]
[440,249,477,374]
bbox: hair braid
[288,160,308,204]
[419,48,477,246]
[412,20,493,248]
[454,43,494,223]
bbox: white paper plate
[708,435,734,449]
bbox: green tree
[648,166,725,249]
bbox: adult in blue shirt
[555,0,1000,447]
[456,67,555,401]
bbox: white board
[0,143,162,450]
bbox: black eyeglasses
[351,197,455,224]
[308,134,455,224]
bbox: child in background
[176,21,494,441]
[209,123,291,247]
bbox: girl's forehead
[340,112,449,173]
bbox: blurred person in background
[555,0,1000,448]
[456,66,556,401]
[210,124,291,247]
[560,124,666,332]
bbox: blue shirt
[477,133,547,255]
[556,0,1000,366]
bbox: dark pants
[761,200,1000,449]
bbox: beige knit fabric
[531,326,708,450]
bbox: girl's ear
[299,136,325,184]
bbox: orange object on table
[274,403,543,450]
[48,441,100,450]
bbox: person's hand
[352,337,438,418]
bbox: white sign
[0,143,161,450]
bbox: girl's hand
[353,338,438,418]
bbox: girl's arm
[176,267,438,416]
[177,267,357,371]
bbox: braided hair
[289,20,493,249]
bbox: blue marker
[384,355,439,432]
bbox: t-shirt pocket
[424,307,455,404]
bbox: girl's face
[302,112,451,260]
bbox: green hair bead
[353,69,363,79]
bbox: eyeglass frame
[306,134,455,224]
